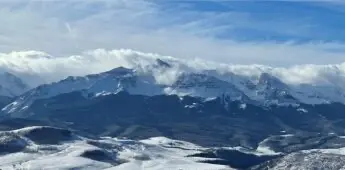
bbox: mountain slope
[0,72,30,97]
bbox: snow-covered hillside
[253,148,345,170]
[3,126,345,170]
[0,126,231,170]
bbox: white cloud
[0,49,345,91]
[0,0,344,67]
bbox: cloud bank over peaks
[0,49,345,89]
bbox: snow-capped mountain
[0,72,30,97]
[253,73,298,105]
[3,58,345,115]
[167,73,247,101]
[0,49,345,108]
[1,66,165,114]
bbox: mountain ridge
[3,61,345,115]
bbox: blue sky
[0,0,345,66]
[158,1,345,42]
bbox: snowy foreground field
[3,126,345,169]
[0,126,232,170]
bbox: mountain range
[1,54,345,169]
[2,58,345,114]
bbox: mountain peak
[104,67,133,75]
[258,73,288,89]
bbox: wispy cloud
[0,0,344,66]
